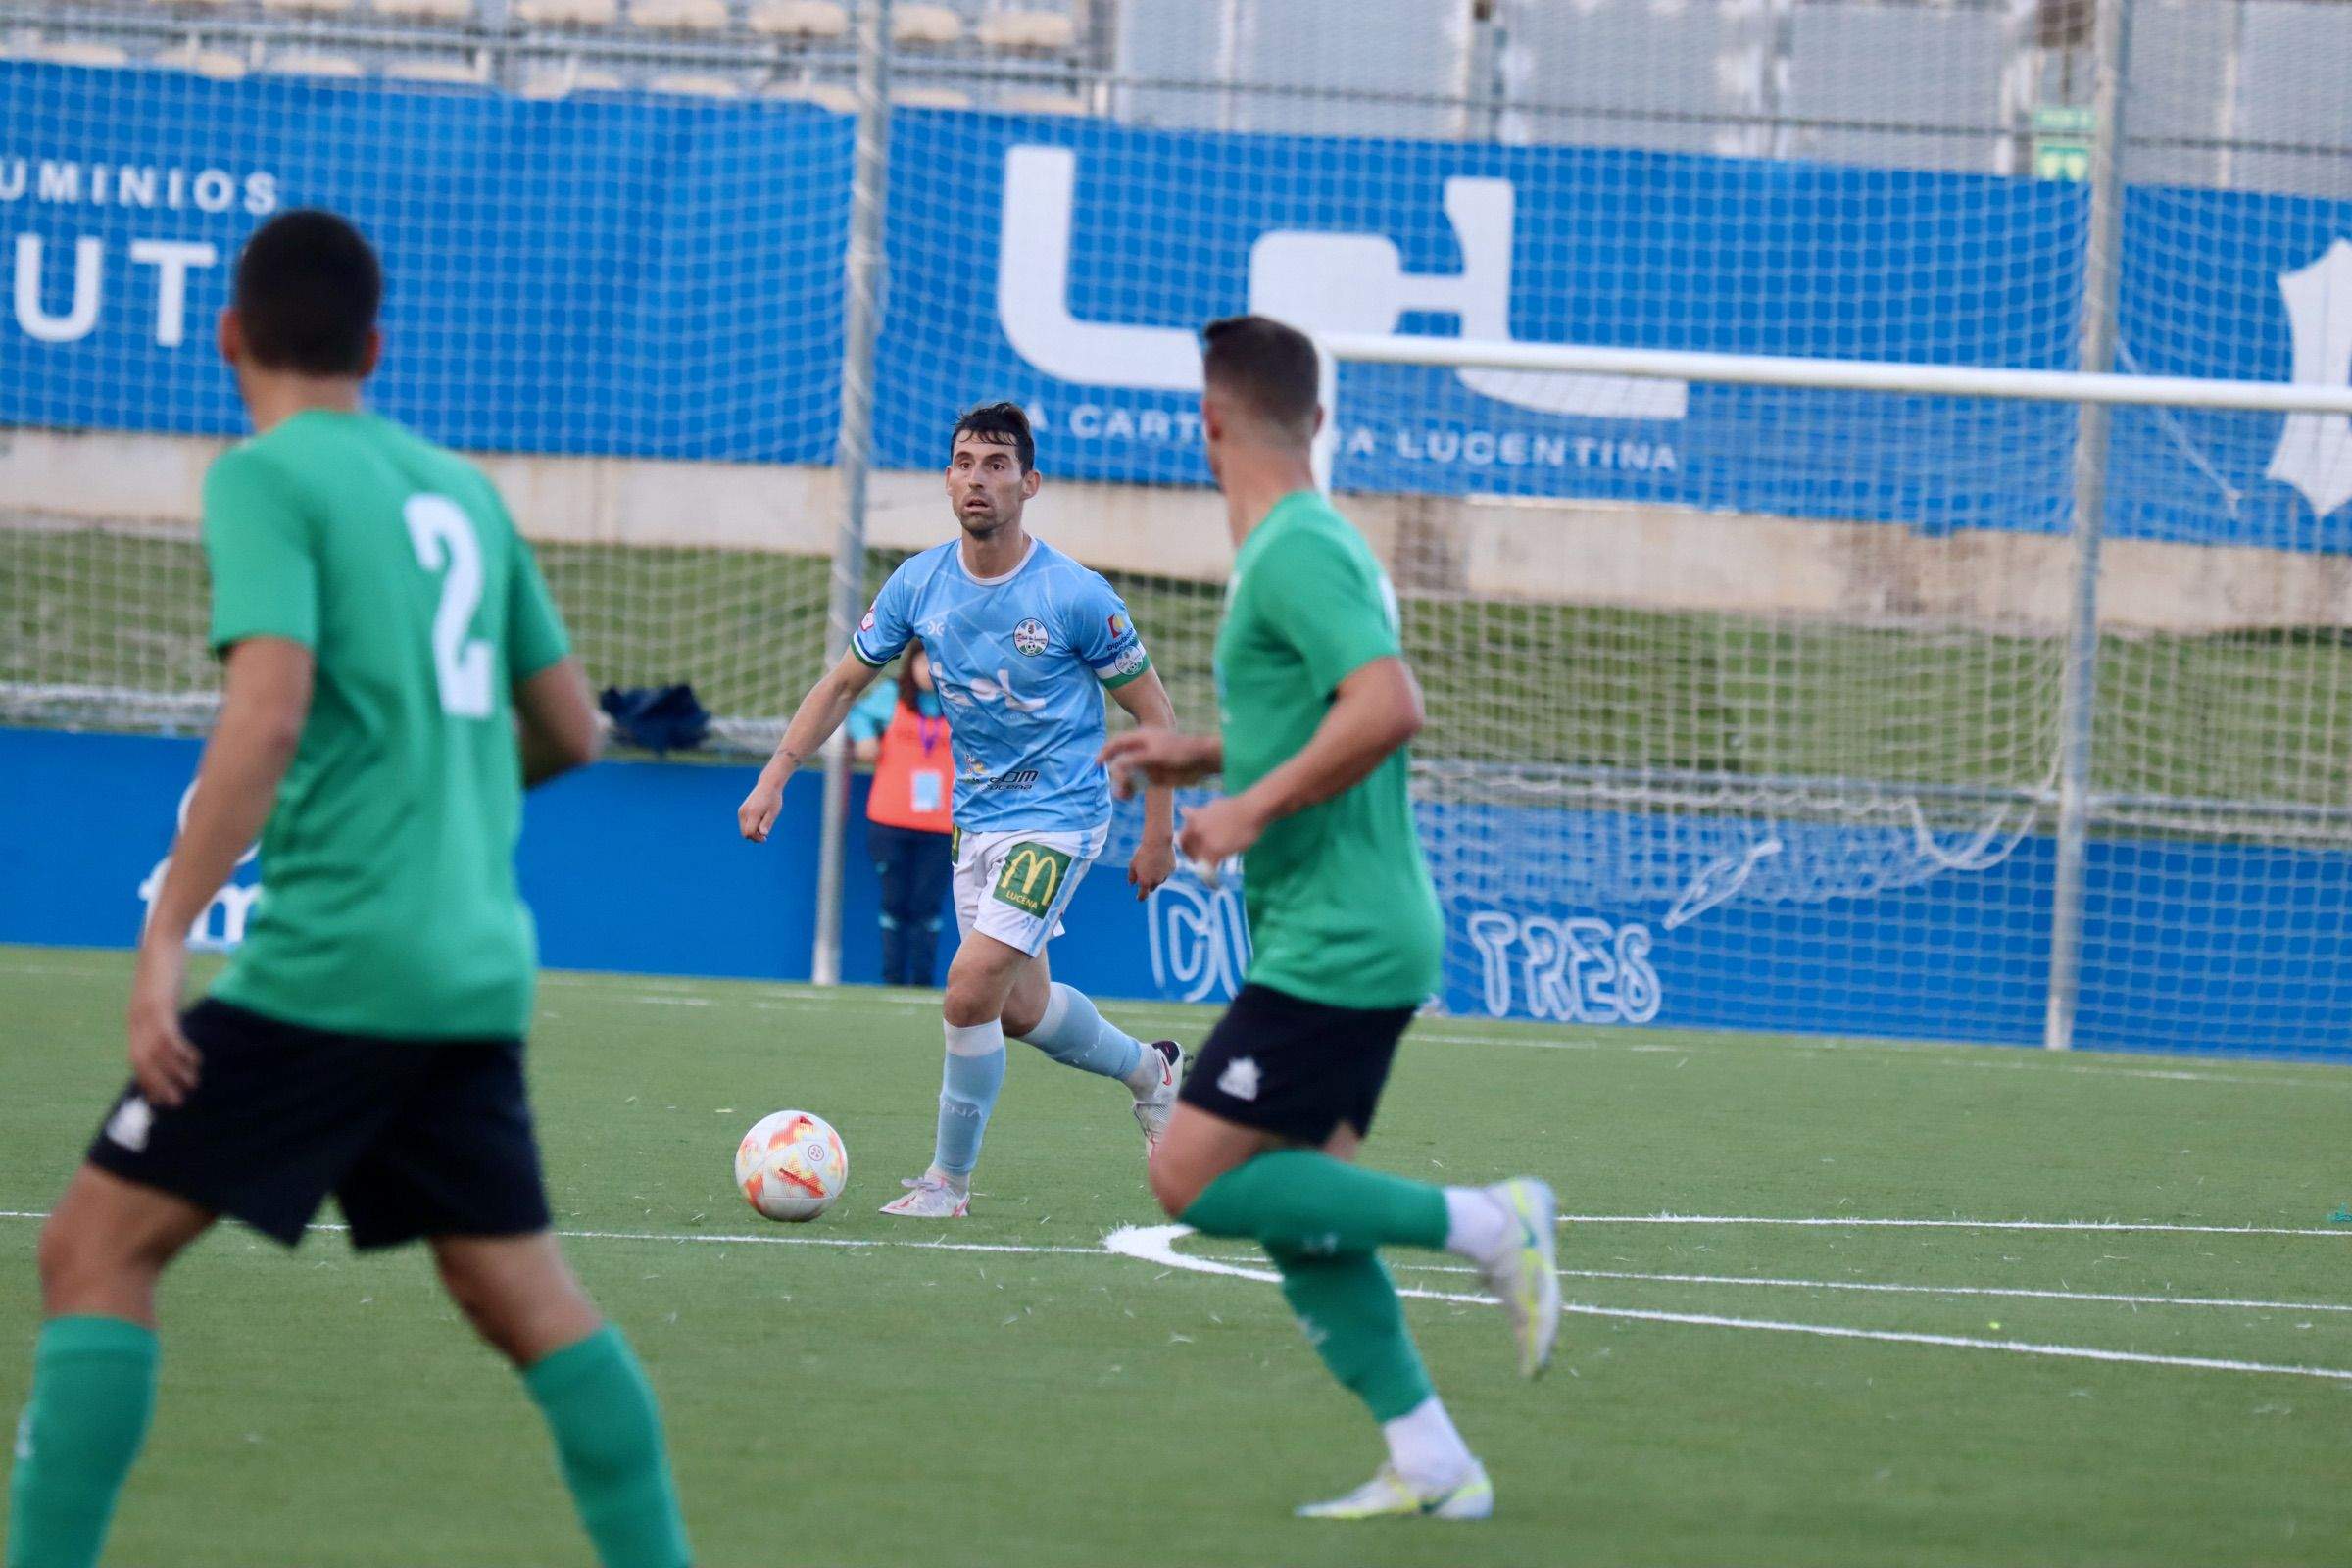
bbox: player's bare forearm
[766,652,884,782]
[741,649,884,842]
[1100,729,1222,793]
[128,636,308,1102]
[143,637,314,946]
[1109,667,1179,840]
[515,657,601,788]
[1109,667,1180,895]
[1234,656,1423,827]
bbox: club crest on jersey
[1216,1056,1262,1102]
[1012,617,1050,656]
[105,1095,154,1152]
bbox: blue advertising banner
[0,65,850,459]
[6,65,2352,546]
[6,729,2345,1060]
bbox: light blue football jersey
[851,536,1152,834]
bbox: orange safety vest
[866,700,955,835]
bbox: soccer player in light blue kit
[737,403,1184,1217]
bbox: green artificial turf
[2,944,2347,1566]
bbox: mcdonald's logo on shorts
[992,842,1072,917]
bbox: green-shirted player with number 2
[1102,316,1561,1522]
[5,212,692,1568]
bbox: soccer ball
[734,1109,849,1222]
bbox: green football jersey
[201,410,570,1040]
[1214,490,1444,1010]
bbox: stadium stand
[747,0,846,36]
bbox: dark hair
[950,401,1036,473]
[231,209,381,376]
[1200,315,1320,437]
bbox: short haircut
[950,401,1036,472]
[1200,315,1320,437]
[231,209,381,376]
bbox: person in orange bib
[849,647,955,987]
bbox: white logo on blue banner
[995,144,1688,422]
[2268,237,2352,518]
[137,783,262,950]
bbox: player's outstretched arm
[1100,727,1223,794]
[1107,666,1180,899]
[737,648,886,843]
[1178,655,1424,867]
[128,635,314,1105]
[514,656,602,787]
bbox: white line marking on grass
[1105,1225,2352,1385]
[9,1204,2348,1378]
[1560,1214,2352,1238]
[1365,1260,2352,1315]
[0,1209,1098,1258]
[550,1226,1102,1256]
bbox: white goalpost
[1311,326,2352,1054]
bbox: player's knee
[33,1211,82,1296]
[999,994,1045,1040]
[1147,1149,1200,1219]
[436,1242,598,1365]
[435,1248,535,1360]
[35,1211,154,1310]
[433,1247,498,1328]
[941,979,998,1029]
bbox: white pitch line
[1105,1226,2352,1386]
[551,1226,1103,1257]
[7,1204,2347,1379]
[0,1210,1092,1259]
[1561,1214,2352,1238]
[1365,1260,2352,1316]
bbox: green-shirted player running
[1101,316,1562,1522]
[6,212,692,1568]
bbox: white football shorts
[950,823,1108,957]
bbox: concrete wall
[11,426,2349,634]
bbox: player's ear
[217,306,242,368]
[1311,403,1326,437]
[357,327,383,380]
[1020,466,1041,500]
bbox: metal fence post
[812,0,892,987]
[2044,0,2133,1051]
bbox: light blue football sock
[933,1019,1006,1180]
[1016,982,1148,1086]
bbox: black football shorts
[87,999,552,1250]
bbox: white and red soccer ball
[735,1109,849,1222]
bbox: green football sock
[7,1316,160,1568]
[1266,1245,1435,1423]
[1179,1148,1449,1255]
[523,1327,693,1568]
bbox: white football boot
[1472,1177,1561,1379]
[879,1173,970,1218]
[1131,1039,1184,1153]
[1296,1462,1494,1521]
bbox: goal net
[6,0,2351,1054]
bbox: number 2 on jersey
[403,494,494,718]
